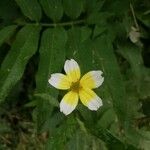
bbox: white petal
[80,70,104,89]
[88,96,103,111]
[48,73,71,90]
[79,88,103,111]
[60,91,78,115]
[64,59,80,82]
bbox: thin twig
[130,3,139,30]
[17,19,85,27]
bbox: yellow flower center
[70,81,81,92]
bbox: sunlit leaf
[0,25,41,103]
[36,27,67,132]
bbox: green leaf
[0,25,41,103]
[139,130,150,150]
[66,27,101,122]
[66,27,93,73]
[36,27,67,94]
[46,116,77,150]
[96,108,116,129]
[117,42,150,99]
[93,25,107,38]
[42,112,64,135]
[66,27,81,58]
[36,27,67,132]
[63,0,84,19]
[117,42,144,80]
[85,0,106,13]
[85,117,127,149]
[39,0,63,22]
[0,25,17,47]
[0,0,19,24]
[80,26,92,42]
[36,98,53,132]
[15,0,42,21]
[101,0,130,14]
[93,35,147,147]
[86,12,112,25]
[93,35,128,124]
[67,130,108,150]
[34,93,59,107]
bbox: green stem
[130,3,139,30]
[17,19,85,27]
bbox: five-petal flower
[48,59,104,115]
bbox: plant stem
[17,19,85,27]
[130,3,139,30]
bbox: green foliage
[94,35,127,123]
[0,0,19,25]
[36,27,67,93]
[15,0,42,21]
[36,27,67,132]
[0,25,41,103]
[0,0,150,149]
[0,25,17,47]
[63,0,84,19]
[39,0,63,22]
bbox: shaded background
[0,0,150,149]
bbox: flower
[48,59,104,115]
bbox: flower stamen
[70,81,81,92]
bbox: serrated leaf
[93,35,128,124]
[66,27,81,58]
[46,116,77,150]
[78,39,94,73]
[66,27,93,73]
[36,27,67,94]
[88,122,126,149]
[0,25,17,47]
[93,35,147,148]
[36,98,53,133]
[39,0,63,22]
[34,93,59,107]
[42,112,64,135]
[0,25,41,103]
[67,130,108,150]
[63,0,84,19]
[36,27,67,132]
[15,0,42,21]
[66,27,99,121]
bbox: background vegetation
[0,0,150,149]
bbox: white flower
[48,59,104,115]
